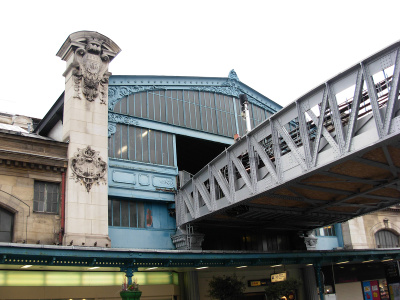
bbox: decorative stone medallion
[70,146,107,192]
[72,37,111,104]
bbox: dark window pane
[120,97,127,114]
[115,124,122,159]
[142,129,149,163]
[155,131,162,165]
[141,92,148,118]
[113,200,120,226]
[166,91,173,124]
[138,202,145,228]
[150,130,156,164]
[121,201,129,227]
[129,126,135,161]
[108,200,112,226]
[135,127,142,161]
[130,202,137,228]
[160,91,166,122]
[121,125,128,160]
[134,93,141,118]
[168,134,174,166]
[154,92,161,122]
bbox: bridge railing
[176,42,400,227]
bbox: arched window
[0,206,14,242]
[375,230,399,248]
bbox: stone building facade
[0,113,68,245]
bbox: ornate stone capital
[70,146,107,192]
[57,31,121,104]
[171,226,204,250]
[303,231,318,250]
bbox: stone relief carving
[70,146,107,192]
[108,85,166,110]
[303,231,318,250]
[72,37,112,104]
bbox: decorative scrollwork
[108,123,117,137]
[70,146,107,192]
[108,113,140,126]
[108,85,167,110]
[228,69,240,81]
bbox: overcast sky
[1,0,399,119]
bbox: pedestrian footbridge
[175,42,400,232]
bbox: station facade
[0,31,400,300]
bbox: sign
[247,279,268,287]
[271,272,287,282]
[362,281,381,300]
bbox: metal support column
[314,263,324,300]
[121,267,138,285]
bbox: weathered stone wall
[342,208,400,249]
[0,169,61,244]
[0,130,68,245]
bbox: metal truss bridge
[176,41,400,232]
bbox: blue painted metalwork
[108,112,234,145]
[108,158,177,201]
[108,74,282,113]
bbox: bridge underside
[176,41,400,233]
[192,140,400,231]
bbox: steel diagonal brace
[193,178,214,212]
[249,136,279,183]
[311,87,330,166]
[273,119,307,171]
[229,152,254,193]
[210,165,233,204]
[361,62,384,138]
[307,108,340,157]
[296,101,312,168]
[192,183,200,218]
[384,47,400,135]
[182,189,196,218]
[345,67,364,152]
[247,136,258,193]
[226,151,237,201]
[326,83,346,153]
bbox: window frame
[33,181,60,214]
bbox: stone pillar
[302,265,319,300]
[56,31,121,247]
[341,217,369,249]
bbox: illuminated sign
[271,272,287,282]
[247,279,268,287]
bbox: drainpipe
[59,172,65,245]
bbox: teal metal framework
[1,243,399,269]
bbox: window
[33,181,60,213]
[108,125,175,166]
[0,207,14,242]
[108,199,149,228]
[375,230,399,248]
[314,225,336,237]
